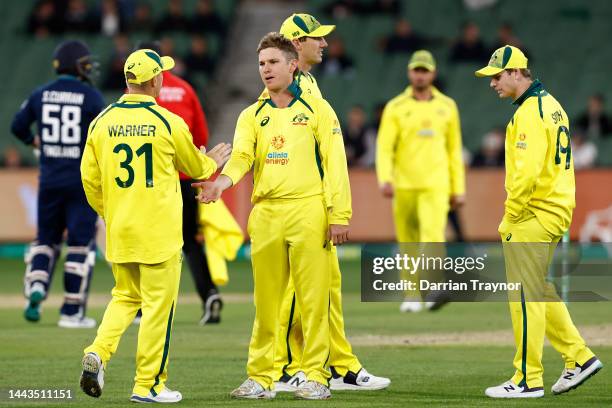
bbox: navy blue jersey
[11,75,105,188]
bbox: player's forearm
[221,154,252,186]
[215,174,234,192]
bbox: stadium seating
[308,0,612,154]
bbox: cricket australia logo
[271,135,285,150]
[292,113,309,126]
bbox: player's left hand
[328,224,350,246]
[450,194,466,209]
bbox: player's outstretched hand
[380,182,393,198]
[203,143,232,168]
[192,181,222,203]
[328,224,350,246]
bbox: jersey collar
[118,93,158,104]
[512,80,544,106]
[258,78,303,102]
[405,85,439,101]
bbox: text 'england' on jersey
[11,76,105,188]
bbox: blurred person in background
[492,22,529,57]
[575,93,612,139]
[383,18,427,55]
[450,21,489,63]
[130,1,153,32]
[572,128,598,169]
[184,35,216,79]
[63,0,91,33]
[190,0,226,35]
[92,0,126,37]
[342,105,368,167]
[471,128,505,167]
[377,50,465,312]
[318,36,354,78]
[156,0,188,34]
[10,40,105,328]
[102,34,131,90]
[27,0,63,37]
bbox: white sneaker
[58,314,97,329]
[80,352,104,398]
[295,380,331,400]
[230,378,275,399]
[330,367,390,391]
[399,301,423,313]
[485,380,544,398]
[130,387,182,403]
[551,356,603,395]
[274,371,306,392]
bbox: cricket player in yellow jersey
[376,50,466,313]
[78,48,231,403]
[194,32,348,400]
[476,45,603,398]
[262,13,390,392]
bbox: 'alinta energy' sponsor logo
[267,135,289,165]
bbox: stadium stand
[2,0,612,164]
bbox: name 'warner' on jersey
[11,75,106,188]
[504,80,575,236]
[222,81,351,225]
[81,94,218,264]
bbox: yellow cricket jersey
[502,80,575,236]
[81,93,218,264]
[222,81,351,225]
[376,86,465,195]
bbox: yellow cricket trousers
[247,195,331,388]
[84,251,182,397]
[500,213,595,389]
[273,246,362,380]
[393,189,449,243]
[393,189,449,299]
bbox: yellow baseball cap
[475,45,528,77]
[124,49,175,84]
[408,50,436,71]
[279,13,335,40]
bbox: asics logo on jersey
[127,63,135,69]
[260,116,270,127]
[506,233,512,241]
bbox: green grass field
[0,257,610,407]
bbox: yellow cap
[124,49,175,84]
[408,50,436,71]
[475,45,528,77]
[279,13,335,40]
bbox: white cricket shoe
[330,367,390,391]
[130,387,182,403]
[485,380,544,398]
[230,378,275,399]
[80,352,104,398]
[274,371,306,392]
[551,356,603,395]
[295,380,331,400]
[399,301,423,313]
[58,314,97,329]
